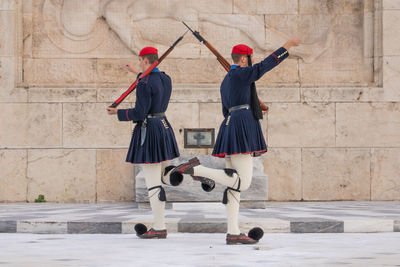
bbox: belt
[141,112,166,146]
[228,104,249,113]
[146,112,165,118]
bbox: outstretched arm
[257,37,301,114]
[283,37,301,51]
[125,64,139,74]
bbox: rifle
[109,31,188,108]
[182,21,268,115]
[182,21,230,72]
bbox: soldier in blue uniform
[107,47,181,239]
[173,38,301,244]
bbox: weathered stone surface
[382,56,400,101]
[0,11,14,56]
[22,12,33,58]
[383,11,400,56]
[199,103,224,129]
[395,221,400,232]
[0,221,16,233]
[0,150,27,202]
[67,222,121,234]
[20,0,374,87]
[264,14,329,52]
[268,103,335,147]
[241,219,290,233]
[301,87,384,102]
[371,149,400,200]
[344,219,394,233]
[97,87,136,103]
[63,103,132,148]
[130,20,200,59]
[383,0,400,10]
[302,148,371,201]
[233,0,257,14]
[27,149,96,203]
[165,103,199,149]
[299,0,329,14]
[199,14,265,57]
[291,221,344,233]
[22,0,32,13]
[336,103,400,147]
[258,87,300,102]
[256,58,299,85]
[297,9,368,84]
[299,57,367,86]
[97,59,138,85]
[18,221,67,234]
[28,88,96,103]
[178,220,226,233]
[0,57,27,102]
[264,148,302,201]
[169,84,221,103]
[0,103,62,148]
[256,0,298,14]
[31,18,133,59]
[0,0,14,10]
[162,59,227,84]
[23,58,97,86]
[96,149,134,202]
[185,0,233,14]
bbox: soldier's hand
[107,107,117,115]
[283,37,301,50]
[125,64,139,74]
[290,37,301,46]
[262,106,269,115]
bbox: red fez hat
[139,47,158,56]
[232,44,253,55]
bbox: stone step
[1,202,399,234]
[1,219,399,234]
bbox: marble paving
[0,233,399,266]
[0,202,399,234]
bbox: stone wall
[0,0,399,202]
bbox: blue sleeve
[117,81,152,122]
[238,47,289,83]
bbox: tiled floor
[0,233,399,266]
[0,202,399,234]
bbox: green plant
[34,194,46,203]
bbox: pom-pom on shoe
[134,224,167,239]
[192,176,215,192]
[248,227,264,241]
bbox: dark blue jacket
[220,47,289,117]
[117,71,172,122]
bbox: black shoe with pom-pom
[134,223,167,239]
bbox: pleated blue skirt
[212,109,267,158]
[126,117,180,164]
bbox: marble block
[135,155,268,208]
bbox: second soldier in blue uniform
[173,38,301,244]
[107,47,182,239]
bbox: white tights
[142,161,171,230]
[192,154,253,235]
